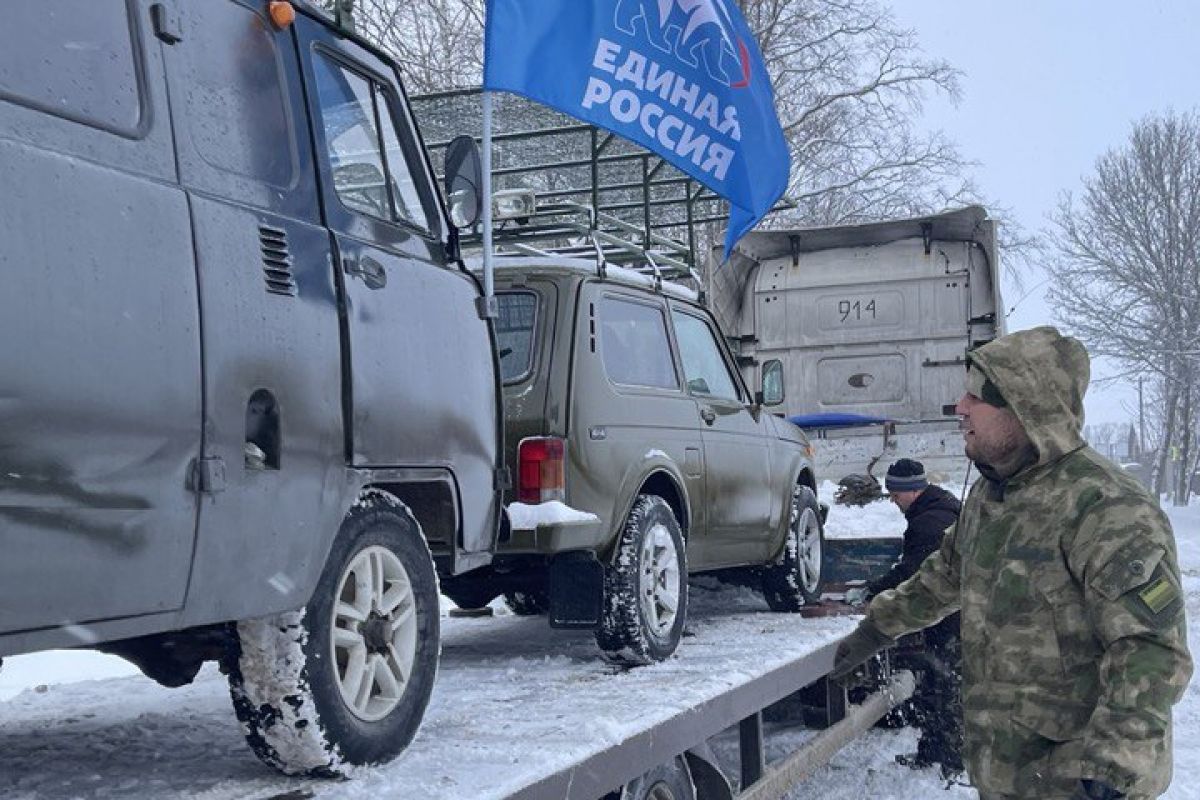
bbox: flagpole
[481,90,495,300]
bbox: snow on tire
[761,484,824,611]
[227,490,440,776]
[596,494,688,666]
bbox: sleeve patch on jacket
[1138,577,1179,615]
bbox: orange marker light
[269,1,295,29]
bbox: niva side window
[598,296,679,390]
[671,310,741,402]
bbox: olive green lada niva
[442,257,825,665]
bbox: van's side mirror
[444,135,483,229]
[760,359,784,407]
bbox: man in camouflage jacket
[831,326,1192,800]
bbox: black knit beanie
[966,363,1008,408]
[885,458,928,493]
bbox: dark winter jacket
[866,485,961,599]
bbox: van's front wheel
[227,491,439,776]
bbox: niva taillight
[517,436,566,504]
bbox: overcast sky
[890,1,1200,426]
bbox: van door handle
[344,255,387,289]
[700,407,716,425]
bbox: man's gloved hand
[1071,779,1124,800]
[844,587,870,606]
[830,618,893,681]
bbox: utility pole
[1138,376,1146,456]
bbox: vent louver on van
[258,225,297,296]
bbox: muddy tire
[761,485,824,611]
[503,589,549,616]
[227,490,439,776]
[596,495,688,666]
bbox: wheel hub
[640,522,681,637]
[361,614,391,654]
[331,544,420,722]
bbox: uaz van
[0,0,500,776]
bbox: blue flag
[483,0,790,256]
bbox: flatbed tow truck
[0,572,913,800]
[429,591,911,800]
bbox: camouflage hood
[968,325,1089,468]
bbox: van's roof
[477,256,701,303]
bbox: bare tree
[1084,422,1124,460]
[736,0,974,225]
[334,0,485,94]
[1047,109,1200,505]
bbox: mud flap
[548,551,604,628]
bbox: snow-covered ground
[2,495,1198,799]
[818,480,969,540]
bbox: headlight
[492,189,537,221]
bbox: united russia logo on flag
[483,0,790,256]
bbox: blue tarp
[787,413,890,429]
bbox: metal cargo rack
[411,88,744,291]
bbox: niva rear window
[497,292,538,384]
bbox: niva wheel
[761,484,824,611]
[227,490,440,776]
[596,494,688,666]
[503,589,549,616]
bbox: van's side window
[599,297,679,390]
[312,54,428,229]
[0,2,142,136]
[671,311,741,402]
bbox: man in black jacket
[860,459,964,776]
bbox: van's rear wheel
[596,495,688,666]
[227,491,439,776]
[761,485,824,611]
